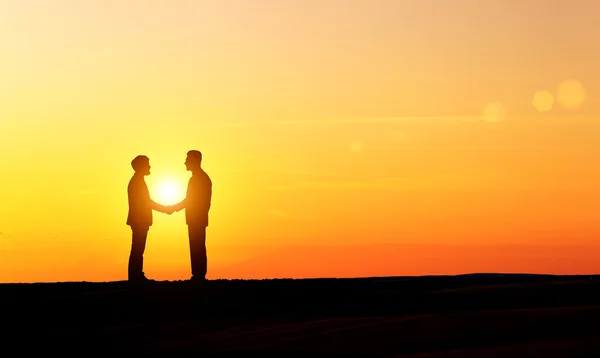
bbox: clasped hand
[161,205,177,215]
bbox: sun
[156,180,184,205]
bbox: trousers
[188,225,207,279]
[128,226,148,280]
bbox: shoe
[190,275,206,283]
[129,274,154,283]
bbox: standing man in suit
[171,150,212,282]
[127,155,172,282]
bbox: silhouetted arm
[203,185,212,213]
[150,200,170,214]
[169,179,191,213]
[170,197,187,212]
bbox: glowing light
[532,90,554,112]
[557,79,587,109]
[482,102,507,123]
[156,180,184,205]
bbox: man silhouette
[170,150,212,282]
[126,155,172,282]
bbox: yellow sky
[1,0,600,282]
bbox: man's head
[131,155,151,176]
[185,150,202,172]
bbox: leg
[128,226,148,280]
[188,225,207,279]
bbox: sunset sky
[2,0,600,282]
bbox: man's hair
[187,150,202,164]
[131,155,149,171]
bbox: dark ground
[2,274,600,357]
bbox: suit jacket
[178,169,212,227]
[126,174,155,228]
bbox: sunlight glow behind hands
[155,180,184,205]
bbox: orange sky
[1,0,600,283]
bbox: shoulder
[192,170,211,181]
[202,171,212,186]
[128,175,138,187]
[199,169,210,179]
[130,175,143,184]
[129,175,145,189]
[190,172,211,188]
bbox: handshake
[159,205,180,215]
